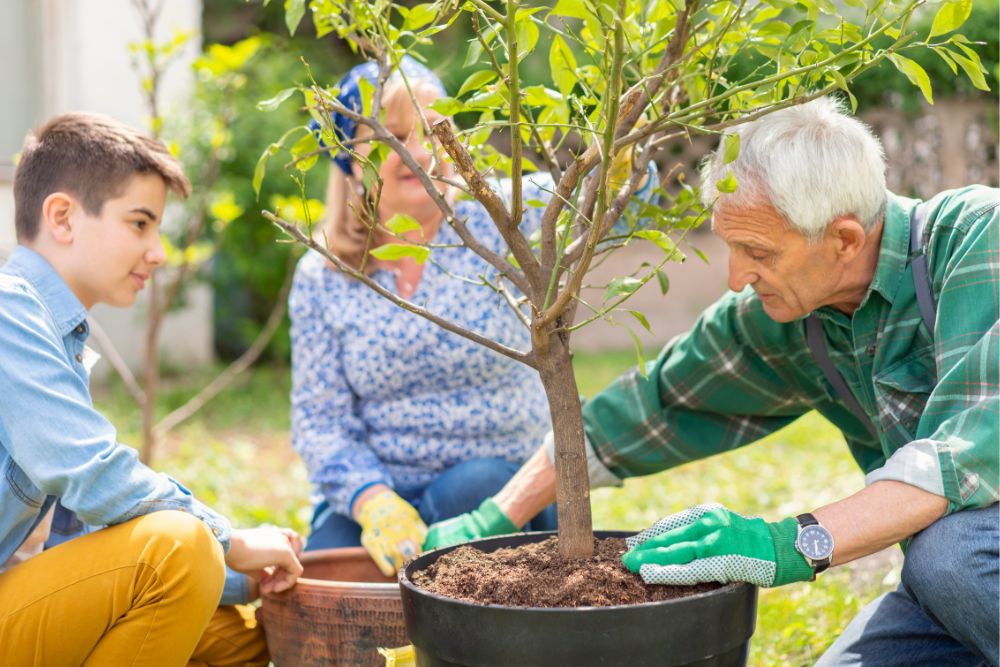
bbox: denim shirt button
[74,353,83,363]
[75,324,85,335]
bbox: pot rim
[400,530,752,613]
[261,546,399,596]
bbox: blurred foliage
[170,29,336,360]
[723,0,998,112]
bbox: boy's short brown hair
[13,112,191,242]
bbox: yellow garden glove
[356,490,428,576]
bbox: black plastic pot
[399,531,758,667]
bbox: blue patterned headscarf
[315,56,446,175]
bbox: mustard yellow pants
[0,511,269,666]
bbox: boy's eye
[133,220,148,231]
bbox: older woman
[289,58,559,575]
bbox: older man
[424,97,999,665]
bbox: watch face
[797,524,834,560]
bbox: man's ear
[827,216,867,262]
[40,192,76,245]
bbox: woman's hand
[354,487,427,575]
[226,527,304,595]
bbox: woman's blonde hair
[323,80,448,271]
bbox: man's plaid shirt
[582,186,998,514]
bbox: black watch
[794,513,834,578]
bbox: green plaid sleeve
[583,289,823,478]
[919,189,999,513]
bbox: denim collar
[2,246,88,337]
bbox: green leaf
[369,243,431,263]
[635,230,684,260]
[457,70,498,98]
[829,70,858,112]
[549,36,578,97]
[716,170,739,193]
[464,39,484,68]
[929,0,972,39]
[628,310,651,332]
[290,132,320,172]
[605,276,643,300]
[626,327,647,378]
[516,17,540,60]
[787,19,814,39]
[523,85,561,107]
[655,269,670,295]
[257,87,297,112]
[253,143,280,197]
[932,46,959,75]
[358,77,375,116]
[284,0,306,35]
[384,213,423,235]
[404,3,438,30]
[550,0,594,20]
[950,42,992,91]
[889,54,933,105]
[722,133,740,164]
[428,97,467,115]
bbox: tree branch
[265,211,536,368]
[430,119,545,300]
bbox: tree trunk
[535,332,594,559]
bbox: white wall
[0,0,213,378]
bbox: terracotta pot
[400,532,758,667]
[257,547,408,667]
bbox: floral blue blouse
[291,176,554,516]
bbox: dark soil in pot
[400,531,758,667]
[412,535,720,607]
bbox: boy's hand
[423,497,518,550]
[355,489,427,576]
[227,527,304,595]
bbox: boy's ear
[40,192,76,245]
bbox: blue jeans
[818,504,999,667]
[304,458,558,551]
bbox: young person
[0,112,303,666]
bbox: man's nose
[727,252,757,292]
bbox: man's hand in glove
[622,503,815,587]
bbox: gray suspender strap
[908,202,937,333]
[804,316,877,437]
[804,201,936,438]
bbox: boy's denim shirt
[0,247,249,604]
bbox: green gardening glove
[622,503,815,587]
[422,498,518,550]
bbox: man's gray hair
[701,97,887,240]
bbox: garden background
[4,0,999,664]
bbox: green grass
[92,351,900,666]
